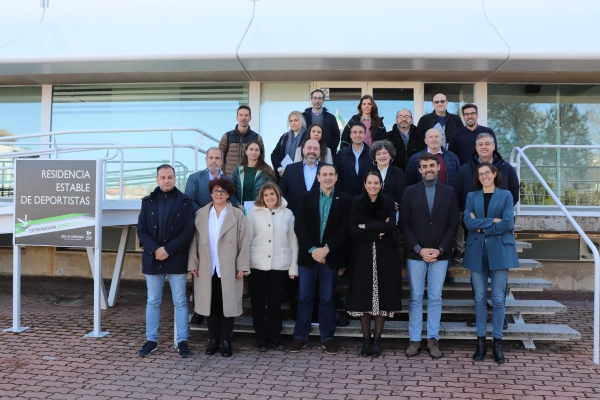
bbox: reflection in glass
[51,84,248,198]
[373,88,414,132]
[488,84,600,205]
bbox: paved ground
[0,276,599,400]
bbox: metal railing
[510,146,600,365]
[0,127,219,200]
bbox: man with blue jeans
[400,153,458,359]
[291,163,351,355]
[137,164,195,358]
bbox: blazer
[187,202,250,317]
[399,181,459,260]
[294,189,351,269]
[334,144,371,196]
[279,161,320,215]
[184,169,237,211]
[463,188,520,272]
[371,164,406,206]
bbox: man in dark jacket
[400,153,459,360]
[303,89,341,158]
[448,103,497,165]
[136,164,195,358]
[405,129,460,187]
[334,123,371,196]
[218,105,264,176]
[416,93,464,149]
[385,109,425,172]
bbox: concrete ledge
[516,215,600,233]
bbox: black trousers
[248,269,287,344]
[207,272,235,342]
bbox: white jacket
[246,198,299,276]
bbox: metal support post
[4,245,29,333]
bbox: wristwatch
[438,247,444,256]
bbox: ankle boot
[472,336,487,361]
[492,338,505,364]
[371,337,381,358]
[360,336,371,357]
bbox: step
[449,258,541,271]
[239,298,565,315]
[336,277,551,291]
[514,225,522,232]
[190,316,581,341]
[516,241,532,252]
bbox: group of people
[136,91,521,365]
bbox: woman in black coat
[369,139,406,211]
[346,170,402,358]
[340,95,386,149]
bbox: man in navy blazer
[185,147,237,210]
[279,139,321,215]
[400,152,459,360]
[290,163,351,355]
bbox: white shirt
[208,205,227,277]
[378,165,389,186]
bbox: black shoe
[177,341,191,358]
[472,336,487,361]
[221,340,233,357]
[267,338,285,351]
[360,337,371,357]
[371,337,381,358]
[138,341,157,357]
[467,315,476,327]
[503,319,508,330]
[492,338,505,364]
[190,313,204,324]
[205,339,219,355]
[452,249,464,262]
[445,270,455,283]
[336,312,350,327]
[257,343,268,352]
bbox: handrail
[510,146,599,365]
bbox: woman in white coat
[246,182,298,352]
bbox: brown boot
[427,338,443,359]
[405,341,421,357]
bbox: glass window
[259,82,310,165]
[423,84,474,116]
[373,88,414,132]
[51,83,248,197]
[488,84,600,205]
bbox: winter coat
[334,144,372,196]
[416,110,464,146]
[345,193,402,313]
[137,187,195,275]
[218,125,263,176]
[384,123,425,173]
[271,129,307,171]
[463,188,520,272]
[246,198,299,276]
[230,165,274,204]
[188,202,250,318]
[340,114,386,149]
[302,107,341,157]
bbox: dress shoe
[492,338,505,364]
[503,319,508,330]
[371,337,382,358]
[205,339,219,355]
[472,336,487,361]
[467,315,476,327]
[256,343,268,352]
[190,313,204,324]
[221,340,233,357]
[360,337,371,357]
[445,270,455,283]
[267,338,285,351]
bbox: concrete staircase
[190,227,581,349]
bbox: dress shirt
[208,205,227,277]
[309,188,335,254]
[378,165,389,186]
[352,144,364,174]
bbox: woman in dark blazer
[346,170,402,358]
[369,139,406,211]
[463,162,519,365]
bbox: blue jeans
[406,259,448,341]
[471,246,509,339]
[293,264,338,342]
[145,273,189,343]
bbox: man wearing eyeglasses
[385,109,425,173]
[416,93,464,149]
[303,89,341,157]
[448,104,497,166]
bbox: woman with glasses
[340,95,386,149]
[463,162,519,365]
[188,177,250,357]
[346,170,402,357]
[271,111,307,180]
[293,123,333,164]
[231,140,275,207]
[246,182,298,352]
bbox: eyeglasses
[463,112,478,117]
[397,115,412,119]
[311,97,324,101]
[212,189,227,195]
[433,100,447,104]
[478,170,493,177]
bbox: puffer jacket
[218,125,263,176]
[246,198,299,276]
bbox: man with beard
[448,104,497,166]
[279,139,321,215]
[385,109,425,173]
[185,147,236,211]
[400,153,458,360]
